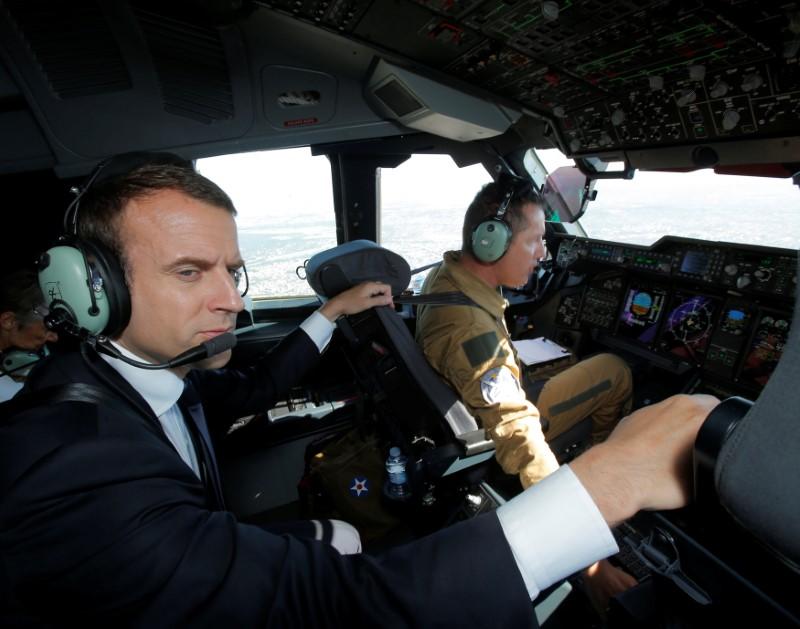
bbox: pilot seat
[305,240,496,508]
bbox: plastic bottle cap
[389,446,401,457]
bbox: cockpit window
[197,148,336,298]
[536,149,800,250]
[379,154,492,275]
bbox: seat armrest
[457,428,495,456]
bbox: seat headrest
[305,240,411,298]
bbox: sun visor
[365,59,520,142]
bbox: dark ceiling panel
[4,0,132,99]
[133,5,236,124]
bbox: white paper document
[512,337,571,366]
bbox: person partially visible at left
[0,269,58,401]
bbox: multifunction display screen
[657,293,720,362]
[739,313,792,388]
[617,283,668,345]
[680,250,710,275]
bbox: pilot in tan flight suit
[416,175,637,610]
[416,176,633,489]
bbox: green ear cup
[38,245,111,335]
[471,219,512,263]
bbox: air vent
[134,7,234,124]
[4,0,132,98]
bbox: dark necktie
[178,385,226,510]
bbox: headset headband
[64,152,194,234]
[492,173,535,222]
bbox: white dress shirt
[0,374,24,402]
[299,309,336,352]
[497,465,618,599]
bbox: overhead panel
[262,0,800,157]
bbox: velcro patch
[462,331,505,367]
[480,367,523,405]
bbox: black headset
[470,173,537,263]
[36,151,236,339]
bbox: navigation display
[657,292,720,362]
[617,282,668,345]
[739,312,792,388]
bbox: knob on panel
[709,80,729,98]
[722,109,740,131]
[676,89,697,107]
[741,73,763,92]
[736,275,752,289]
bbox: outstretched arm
[497,393,719,600]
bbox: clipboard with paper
[512,337,572,367]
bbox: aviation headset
[1,347,48,378]
[470,173,538,263]
[37,151,247,340]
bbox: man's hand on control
[570,394,720,528]
[319,281,394,322]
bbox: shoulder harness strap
[0,383,127,424]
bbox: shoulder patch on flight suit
[479,367,523,405]
[461,331,506,367]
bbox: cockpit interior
[1,0,798,626]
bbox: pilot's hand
[581,559,637,617]
[570,394,720,527]
[319,281,394,322]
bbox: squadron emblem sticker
[480,367,523,405]
[349,477,369,497]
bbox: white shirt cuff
[300,309,336,352]
[495,465,619,600]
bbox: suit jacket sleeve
[0,404,536,628]
[189,327,321,428]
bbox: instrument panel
[260,0,800,156]
[554,235,796,392]
[556,236,797,298]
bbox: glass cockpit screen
[617,283,668,345]
[657,292,720,362]
[738,312,792,388]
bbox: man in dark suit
[0,157,718,627]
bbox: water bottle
[385,446,410,499]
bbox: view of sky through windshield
[537,149,800,250]
[199,148,799,298]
